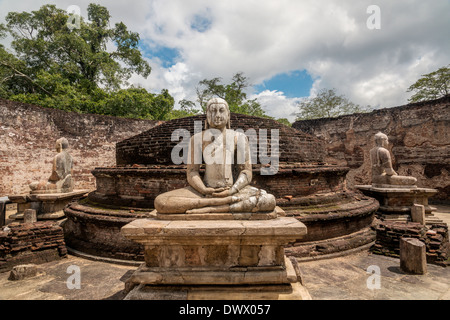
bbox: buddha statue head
[374,132,389,148]
[205,98,231,130]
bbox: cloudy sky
[1,0,449,121]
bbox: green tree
[0,4,174,120]
[167,99,201,120]
[195,72,268,118]
[2,4,150,92]
[407,65,450,103]
[295,88,370,120]
[275,118,292,127]
[170,72,293,126]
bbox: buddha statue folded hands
[154,98,276,215]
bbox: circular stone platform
[63,113,378,262]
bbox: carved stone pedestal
[355,185,438,223]
[121,208,310,300]
[8,190,90,221]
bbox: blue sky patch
[190,10,212,33]
[141,43,181,68]
[254,70,314,98]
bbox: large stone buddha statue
[154,98,276,214]
[369,132,417,188]
[29,137,74,194]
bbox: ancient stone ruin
[355,132,449,265]
[8,138,89,221]
[0,95,448,299]
[118,98,308,299]
[63,103,378,264]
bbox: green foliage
[275,118,292,127]
[407,65,450,103]
[2,4,150,91]
[101,88,172,120]
[195,72,268,117]
[167,99,201,120]
[0,3,174,120]
[295,88,370,120]
[170,72,292,126]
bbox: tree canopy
[195,72,268,118]
[407,65,450,103]
[0,4,294,125]
[178,72,292,125]
[295,88,370,120]
[0,3,174,120]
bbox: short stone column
[400,237,427,275]
[411,204,425,224]
[23,209,37,224]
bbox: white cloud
[1,0,449,117]
[250,90,303,122]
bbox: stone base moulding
[121,208,310,300]
[8,189,90,220]
[124,281,312,301]
[355,185,438,220]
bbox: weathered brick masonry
[0,99,159,196]
[0,221,67,272]
[116,113,327,166]
[371,219,449,265]
[293,95,450,202]
[65,113,379,261]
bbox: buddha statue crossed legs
[154,98,276,215]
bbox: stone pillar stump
[400,237,427,275]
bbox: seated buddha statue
[29,137,74,194]
[154,98,276,214]
[369,132,417,188]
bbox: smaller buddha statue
[29,137,74,194]
[369,132,417,188]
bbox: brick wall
[0,221,67,272]
[371,220,449,265]
[0,99,159,196]
[116,113,327,166]
[293,95,450,202]
[90,165,349,209]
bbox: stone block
[411,204,425,224]
[400,237,427,274]
[8,264,41,281]
[23,209,37,224]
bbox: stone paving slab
[0,255,135,300]
[0,250,448,300]
[1,204,449,300]
[300,251,449,300]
